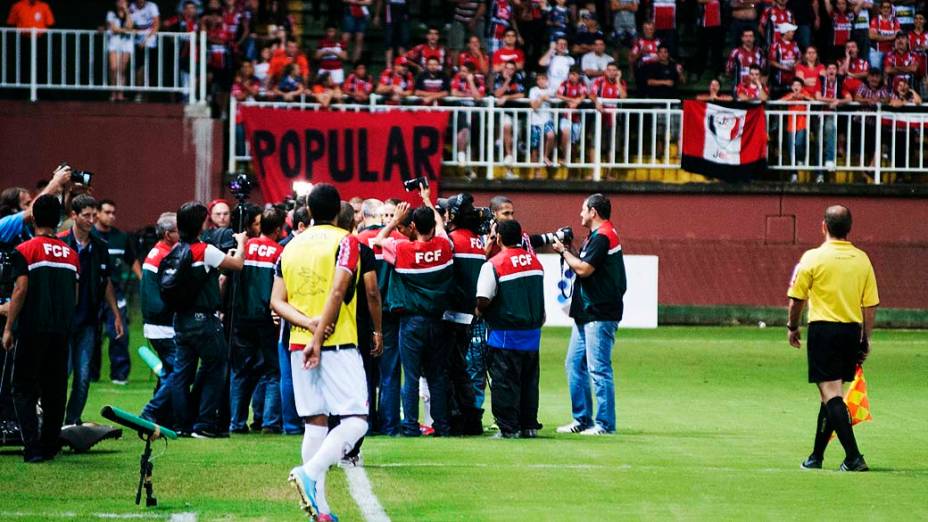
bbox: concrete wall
[449,190,928,309]
[0,101,223,230]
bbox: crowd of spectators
[8,0,928,109]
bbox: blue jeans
[278,334,303,434]
[102,299,131,381]
[170,312,227,433]
[565,320,619,432]
[786,129,808,166]
[399,315,450,436]
[823,114,837,164]
[466,318,488,409]
[229,322,281,431]
[378,314,401,435]
[141,337,176,424]
[65,323,97,425]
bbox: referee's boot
[800,455,823,470]
[839,454,869,472]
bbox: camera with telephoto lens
[403,176,429,192]
[229,173,254,201]
[59,162,93,186]
[542,226,574,245]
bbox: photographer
[161,202,245,438]
[476,219,545,439]
[59,195,125,427]
[442,193,486,435]
[92,199,142,385]
[484,196,549,258]
[550,194,627,436]
[373,186,454,437]
[138,213,179,427]
[2,195,79,462]
[229,208,285,434]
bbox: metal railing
[229,96,928,184]
[0,27,207,103]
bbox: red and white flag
[682,100,767,181]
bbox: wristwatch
[786,323,799,331]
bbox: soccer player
[274,185,368,521]
[787,205,878,472]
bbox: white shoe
[789,174,799,184]
[555,421,585,434]
[504,169,518,180]
[825,160,835,171]
[504,154,514,166]
[457,151,467,165]
[579,425,610,436]
[815,174,825,184]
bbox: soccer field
[1,325,926,521]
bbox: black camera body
[229,173,254,201]
[475,207,494,235]
[59,162,93,186]
[403,176,429,192]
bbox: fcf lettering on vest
[248,243,279,257]
[470,237,484,249]
[510,254,533,267]
[415,249,444,264]
[43,243,72,258]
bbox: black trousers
[488,347,540,435]
[12,331,69,460]
[445,321,483,435]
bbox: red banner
[240,107,449,202]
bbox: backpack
[158,242,206,312]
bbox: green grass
[1,324,926,521]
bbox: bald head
[824,205,852,239]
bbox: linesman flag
[845,366,872,427]
[681,100,767,181]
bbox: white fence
[0,27,207,103]
[229,97,928,184]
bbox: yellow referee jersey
[787,240,880,323]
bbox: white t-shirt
[130,1,161,48]
[547,54,575,92]
[528,85,555,126]
[581,52,614,85]
[476,262,498,300]
[203,243,225,271]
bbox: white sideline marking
[168,513,198,522]
[344,466,391,522]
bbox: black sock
[812,402,833,459]
[826,396,861,461]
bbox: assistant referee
[787,205,879,472]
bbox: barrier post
[198,30,207,105]
[228,96,237,173]
[593,108,602,181]
[29,28,37,102]
[485,96,495,180]
[188,31,197,104]
[874,104,882,184]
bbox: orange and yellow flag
[845,366,872,426]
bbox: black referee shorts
[807,321,862,383]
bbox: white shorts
[291,347,368,417]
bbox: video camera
[446,193,494,235]
[228,173,254,201]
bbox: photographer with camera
[58,194,125,427]
[442,193,487,435]
[373,184,455,437]
[2,195,79,462]
[550,194,627,436]
[156,202,246,438]
[476,219,546,439]
[138,212,179,427]
[91,199,142,385]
